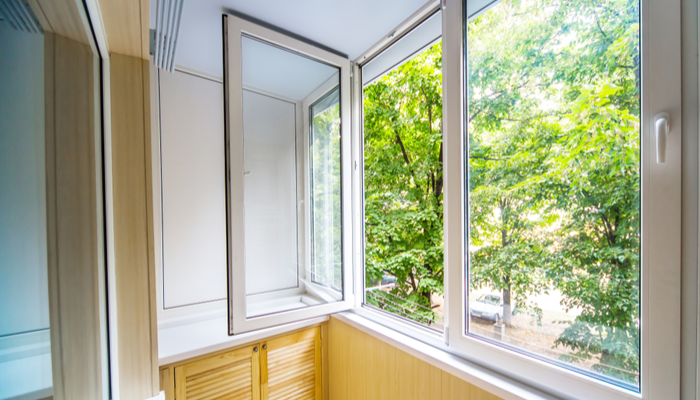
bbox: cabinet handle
[254,347,258,352]
[262,344,267,350]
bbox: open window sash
[224,14,353,335]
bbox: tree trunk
[502,283,512,327]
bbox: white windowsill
[158,315,329,365]
[334,311,558,400]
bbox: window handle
[654,112,670,164]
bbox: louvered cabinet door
[262,327,322,400]
[174,344,261,400]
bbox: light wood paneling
[160,367,175,400]
[442,372,503,400]
[396,350,442,400]
[328,318,502,400]
[29,0,90,44]
[110,52,159,399]
[174,345,261,400]
[44,32,105,400]
[31,0,150,58]
[98,0,149,58]
[320,323,329,400]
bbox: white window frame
[224,14,354,335]
[350,1,452,348]
[303,78,343,300]
[352,0,682,398]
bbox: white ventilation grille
[153,0,186,72]
[0,0,42,33]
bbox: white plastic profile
[654,112,670,164]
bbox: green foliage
[364,43,444,321]
[467,0,640,385]
[363,0,641,385]
[310,94,343,290]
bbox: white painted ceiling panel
[167,0,430,78]
[242,36,338,101]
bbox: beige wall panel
[328,318,502,400]
[329,318,397,400]
[395,348,443,400]
[110,53,158,399]
[30,0,90,44]
[442,372,502,400]
[141,0,149,59]
[45,32,104,399]
[98,0,148,58]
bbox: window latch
[654,112,670,164]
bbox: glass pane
[0,19,53,400]
[466,0,640,390]
[310,88,342,291]
[363,36,444,331]
[241,36,342,317]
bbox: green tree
[310,93,342,289]
[467,0,640,383]
[362,0,641,384]
[363,43,444,325]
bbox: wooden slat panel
[266,327,320,400]
[176,344,260,400]
[267,328,317,350]
[188,361,252,389]
[186,346,258,377]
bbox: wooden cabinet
[175,344,261,400]
[262,327,322,400]
[161,326,323,400]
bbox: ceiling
[152,0,429,79]
[242,36,339,101]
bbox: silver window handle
[654,112,670,164]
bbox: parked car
[470,293,503,323]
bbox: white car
[469,293,503,323]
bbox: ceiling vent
[0,0,42,34]
[153,0,186,72]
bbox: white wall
[243,90,299,295]
[159,70,228,309]
[0,23,48,338]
